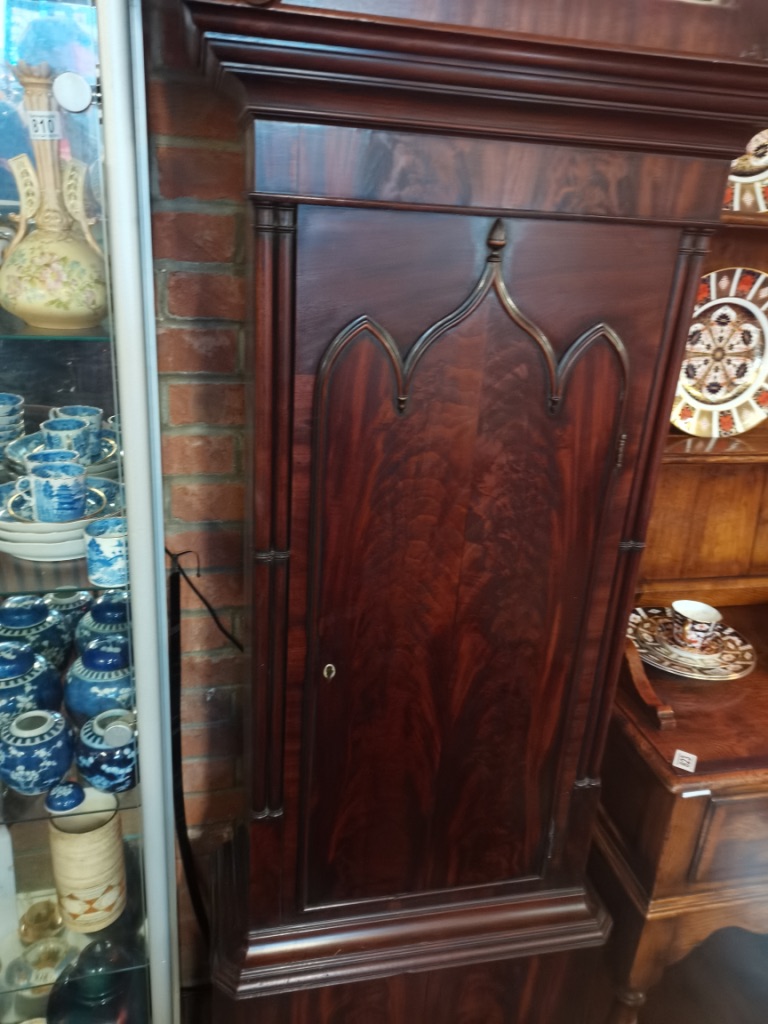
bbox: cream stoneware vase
[0,62,106,330]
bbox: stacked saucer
[4,427,120,480]
[0,393,25,458]
[627,606,756,681]
[0,478,124,562]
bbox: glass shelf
[0,552,90,596]
[0,308,110,344]
[0,784,141,829]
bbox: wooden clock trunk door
[277,206,689,914]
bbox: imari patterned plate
[723,129,768,216]
[627,607,756,681]
[671,267,768,437]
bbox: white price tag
[27,110,62,140]
[672,749,698,773]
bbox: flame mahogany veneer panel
[270,206,689,913]
[259,0,768,61]
[303,251,625,905]
[251,122,730,225]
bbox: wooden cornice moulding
[212,880,610,996]
[184,1,768,158]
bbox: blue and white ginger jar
[43,588,93,632]
[76,709,137,793]
[0,595,71,668]
[74,590,129,654]
[0,710,74,796]
[0,641,62,724]
[64,637,134,727]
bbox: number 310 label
[672,749,698,773]
[27,111,62,140]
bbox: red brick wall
[142,0,247,986]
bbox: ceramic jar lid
[0,596,48,627]
[0,640,36,679]
[90,590,128,625]
[81,636,130,672]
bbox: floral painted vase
[0,641,62,724]
[0,595,71,668]
[0,709,74,796]
[0,63,106,329]
[76,709,137,793]
[64,637,134,727]
[43,588,93,632]
[74,590,129,654]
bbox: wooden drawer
[689,791,768,884]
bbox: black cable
[164,548,245,944]
[165,548,243,652]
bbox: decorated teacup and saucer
[627,599,756,680]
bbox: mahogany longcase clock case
[182,2,768,1020]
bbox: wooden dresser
[591,209,768,1022]
[593,604,768,1024]
[179,3,768,1020]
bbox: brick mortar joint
[155,317,245,331]
[151,198,245,215]
[157,261,245,274]
[152,135,243,154]
[160,419,244,428]
[161,373,245,383]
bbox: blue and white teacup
[12,463,87,523]
[23,448,81,473]
[0,408,23,427]
[0,422,23,444]
[84,516,128,588]
[49,405,103,461]
[0,392,23,416]
[40,416,90,461]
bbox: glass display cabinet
[0,1,177,1021]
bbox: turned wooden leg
[604,986,647,1024]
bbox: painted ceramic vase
[0,595,71,668]
[0,709,74,796]
[0,63,106,330]
[43,588,93,632]
[64,637,134,727]
[0,641,62,724]
[76,709,137,793]
[75,590,129,653]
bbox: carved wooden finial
[487,219,506,262]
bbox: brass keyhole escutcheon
[322,664,336,680]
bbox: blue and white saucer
[4,428,119,478]
[0,478,124,561]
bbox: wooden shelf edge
[635,577,768,608]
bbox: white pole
[95,2,179,1021]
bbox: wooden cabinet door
[282,206,684,912]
